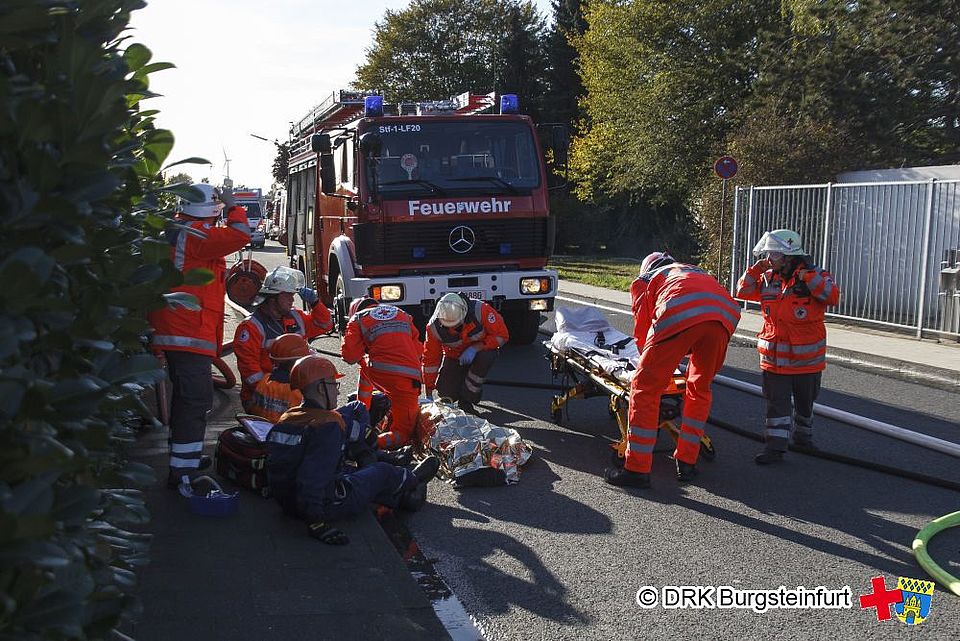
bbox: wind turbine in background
[222,147,233,189]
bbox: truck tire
[333,272,350,336]
[504,309,542,346]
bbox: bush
[0,2,195,638]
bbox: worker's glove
[298,287,319,306]
[308,521,349,545]
[458,346,478,366]
[214,187,236,209]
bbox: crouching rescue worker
[265,355,441,545]
[736,229,840,464]
[246,333,312,423]
[605,252,740,488]
[341,297,423,449]
[422,292,509,413]
[149,185,250,489]
[234,266,333,412]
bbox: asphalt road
[246,242,960,640]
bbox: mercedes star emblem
[448,225,476,254]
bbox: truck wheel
[505,309,542,345]
[333,273,350,336]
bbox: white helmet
[179,183,224,219]
[752,229,805,257]
[640,251,675,275]
[433,292,467,328]
[258,266,306,298]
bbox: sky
[130,0,556,191]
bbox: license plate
[446,290,485,301]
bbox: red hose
[212,356,236,389]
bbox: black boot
[754,449,785,465]
[603,467,650,488]
[412,455,441,484]
[166,455,212,489]
[675,460,698,483]
[377,445,414,467]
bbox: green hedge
[0,2,199,639]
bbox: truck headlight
[520,277,552,295]
[370,284,403,302]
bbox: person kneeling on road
[265,355,440,545]
[422,292,509,414]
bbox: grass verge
[548,255,641,292]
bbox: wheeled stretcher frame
[546,343,716,463]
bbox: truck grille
[353,218,552,266]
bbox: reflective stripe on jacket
[631,263,740,348]
[422,300,509,389]
[341,304,422,381]
[736,260,840,374]
[149,206,251,357]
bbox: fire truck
[284,89,565,344]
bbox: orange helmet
[348,297,378,318]
[269,333,311,361]
[289,355,345,391]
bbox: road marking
[555,295,631,316]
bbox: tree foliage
[0,1,197,638]
[354,0,547,114]
[271,141,290,185]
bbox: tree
[543,0,587,124]
[354,0,548,109]
[0,2,202,637]
[272,141,290,185]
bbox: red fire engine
[284,89,564,344]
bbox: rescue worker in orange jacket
[736,229,840,464]
[234,266,333,411]
[148,184,250,489]
[341,297,423,449]
[247,333,312,423]
[422,292,509,414]
[605,253,741,488]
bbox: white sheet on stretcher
[547,306,639,386]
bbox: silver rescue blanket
[421,400,533,485]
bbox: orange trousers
[625,321,730,473]
[356,364,421,450]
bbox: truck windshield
[368,121,540,195]
[238,202,262,218]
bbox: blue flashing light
[499,243,512,255]
[364,95,384,118]
[500,94,519,115]
[412,247,426,259]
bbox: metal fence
[730,180,960,339]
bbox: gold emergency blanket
[420,400,533,485]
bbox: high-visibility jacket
[341,304,422,381]
[630,263,740,347]
[247,367,303,424]
[736,260,840,374]
[422,300,509,390]
[149,206,251,357]
[234,304,333,396]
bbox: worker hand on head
[752,258,771,272]
[298,287,319,306]
[458,346,478,366]
[308,521,349,545]
[214,187,236,209]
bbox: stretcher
[545,307,715,464]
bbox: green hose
[913,510,960,597]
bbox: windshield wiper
[447,176,519,194]
[378,179,447,195]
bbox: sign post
[713,156,738,274]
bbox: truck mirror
[359,132,383,157]
[311,133,332,154]
[319,155,336,195]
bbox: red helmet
[348,297,378,318]
[289,355,344,391]
[269,333,311,361]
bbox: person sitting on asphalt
[265,355,440,545]
[422,292,509,414]
[246,333,312,424]
[736,229,840,465]
[605,252,740,489]
[234,266,333,412]
[341,297,424,449]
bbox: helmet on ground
[348,297,378,318]
[640,251,675,275]
[258,266,306,297]
[269,333,311,361]
[289,355,344,391]
[179,183,225,219]
[753,229,805,257]
[434,292,467,328]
